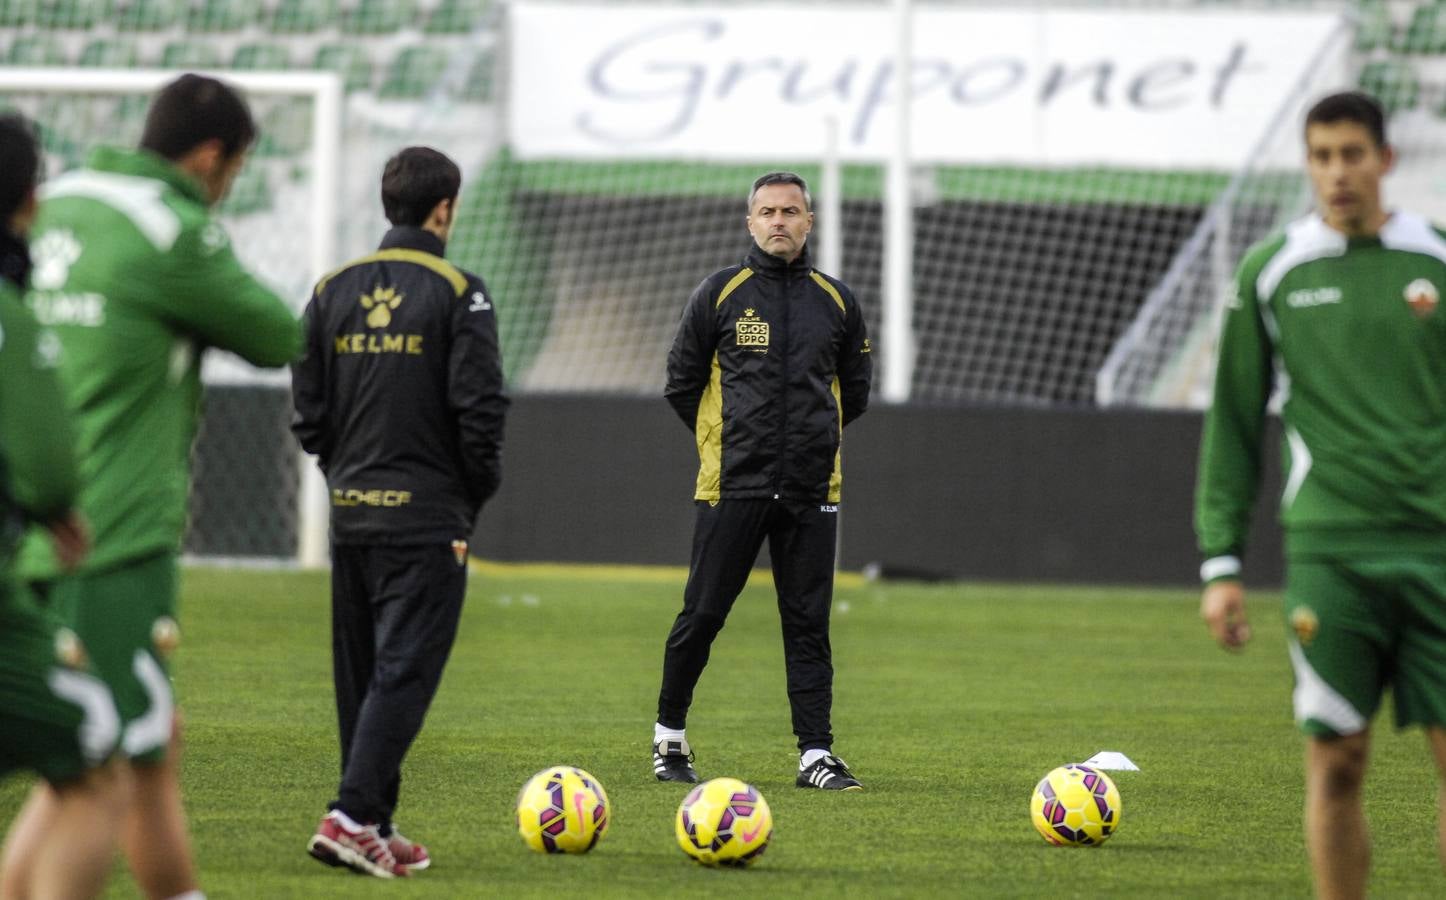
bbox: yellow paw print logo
[360,286,403,328]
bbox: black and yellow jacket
[666,242,872,503]
[291,226,507,544]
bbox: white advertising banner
[508,3,1347,169]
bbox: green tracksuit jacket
[1195,211,1446,582]
[0,242,78,591]
[17,147,302,579]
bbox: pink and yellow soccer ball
[675,777,772,867]
[515,766,610,854]
[1030,764,1122,847]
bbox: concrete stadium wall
[471,396,1285,588]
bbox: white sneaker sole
[307,833,397,879]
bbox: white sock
[330,808,366,832]
[800,748,829,769]
[165,892,206,900]
[654,722,685,744]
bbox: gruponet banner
[507,3,1346,169]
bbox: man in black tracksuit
[653,171,873,791]
[292,147,506,878]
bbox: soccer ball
[1030,764,1122,847]
[675,777,772,867]
[515,766,610,853]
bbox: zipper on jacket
[774,272,790,500]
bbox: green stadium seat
[341,0,412,35]
[1355,1,1394,53]
[32,0,97,29]
[313,43,374,92]
[424,0,489,34]
[1358,60,1420,114]
[6,33,66,65]
[159,40,223,70]
[231,42,291,70]
[1397,3,1446,55]
[0,0,37,27]
[270,0,336,34]
[379,46,444,99]
[78,37,141,68]
[457,49,493,103]
[187,0,260,32]
[114,0,181,31]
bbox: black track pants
[329,542,466,826]
[657,498,838,751]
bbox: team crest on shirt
[30,229,81,291]
[1290,606,1319,648]
[452,539,469,567]
[151,616,181,658]
[735,308,769,352]
[53,627,87,669]
[360,286,403,328]
[1404,278,1439,320]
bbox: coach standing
[653,171,872,791]
[292,147,507,878]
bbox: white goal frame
[0,67,342,568]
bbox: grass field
[3,565,1444,898]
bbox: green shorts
[1284,555,1446,737]
[0,589,120,785]
[36,552,179,763]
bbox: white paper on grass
[1080,751,1139,771]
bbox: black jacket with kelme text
[291,226,507,544]
[665,242,872,503]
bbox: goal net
[1098,2,1446,407]
[457,0,1364,408]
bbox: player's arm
[289,288,331,467]
[0,296,88,566]
[664,277,718,431]
[836,283,872,427]
[152,220,302,367]
[448,276,508,507]
[1194,252,1274,649]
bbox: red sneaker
[307,811,409,878]
[387,828,431,871]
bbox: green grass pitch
[3,566,1443,898]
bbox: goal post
[0,67,343,568]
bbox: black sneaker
[797,754,863,791]
[653,738,699,783]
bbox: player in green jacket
[0,112,125,900]
[1196,91,1446,898]
[6,76,302,900]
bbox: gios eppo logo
[735,308,769,351]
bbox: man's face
[203,148,249,207]
[747,183,813,262]
[1305,120,1393,234]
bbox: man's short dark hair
[748,171,812,212]
[139,73,256,161]
[381,147,462,228]
[0,113,41,226]
[1305,91,1387,148]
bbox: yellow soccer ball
[1030,764,1122,846]
[515,766,610,853]
[675,777,772,867]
